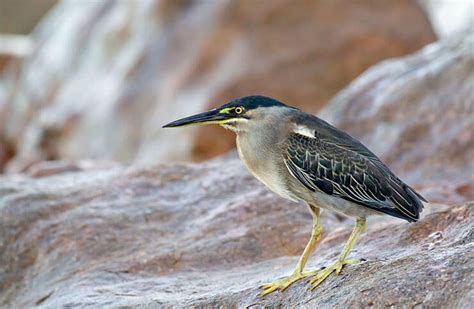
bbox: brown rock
[3,8,473,309]
[193,0,437,159]
[0,158,472,307]
[2,31,474,300]
[0,135,14,174]
[0,0,435,171]
[0,34,34,172]
[319,34,474,205]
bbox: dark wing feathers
[284,127,425,222]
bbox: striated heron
[163,95,426,296]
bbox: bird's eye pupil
[235,107,243,114]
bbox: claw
[309,258,362,290]
[259,272,310,297]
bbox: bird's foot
[308,258,361,290]
[259,271,310,297]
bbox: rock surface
[1,35,473,308]
[0,158,472,308]
[0,0,435,171]
[320,34,474,205]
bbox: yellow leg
[260,205,322,297]
[309,217,366,289]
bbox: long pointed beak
[162,109,229,128]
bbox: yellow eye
[235,106,244,114]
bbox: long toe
[309,266,335,290]
[336,258,360,275]
[259,272,307,297]
[260,283,279,297]
[309,259,361,290]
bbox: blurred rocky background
[0,0,473,307]
[0,0,440,172]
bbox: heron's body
[235,105,422,220]
[163,95,426,296]
[236,109,377,217]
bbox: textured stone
[1,35,474,306]
[2,15,473,309]
[0,158,472,308]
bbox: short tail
[404,185,426,222]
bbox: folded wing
[283,131,425,222]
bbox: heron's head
[163,95,291,132]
